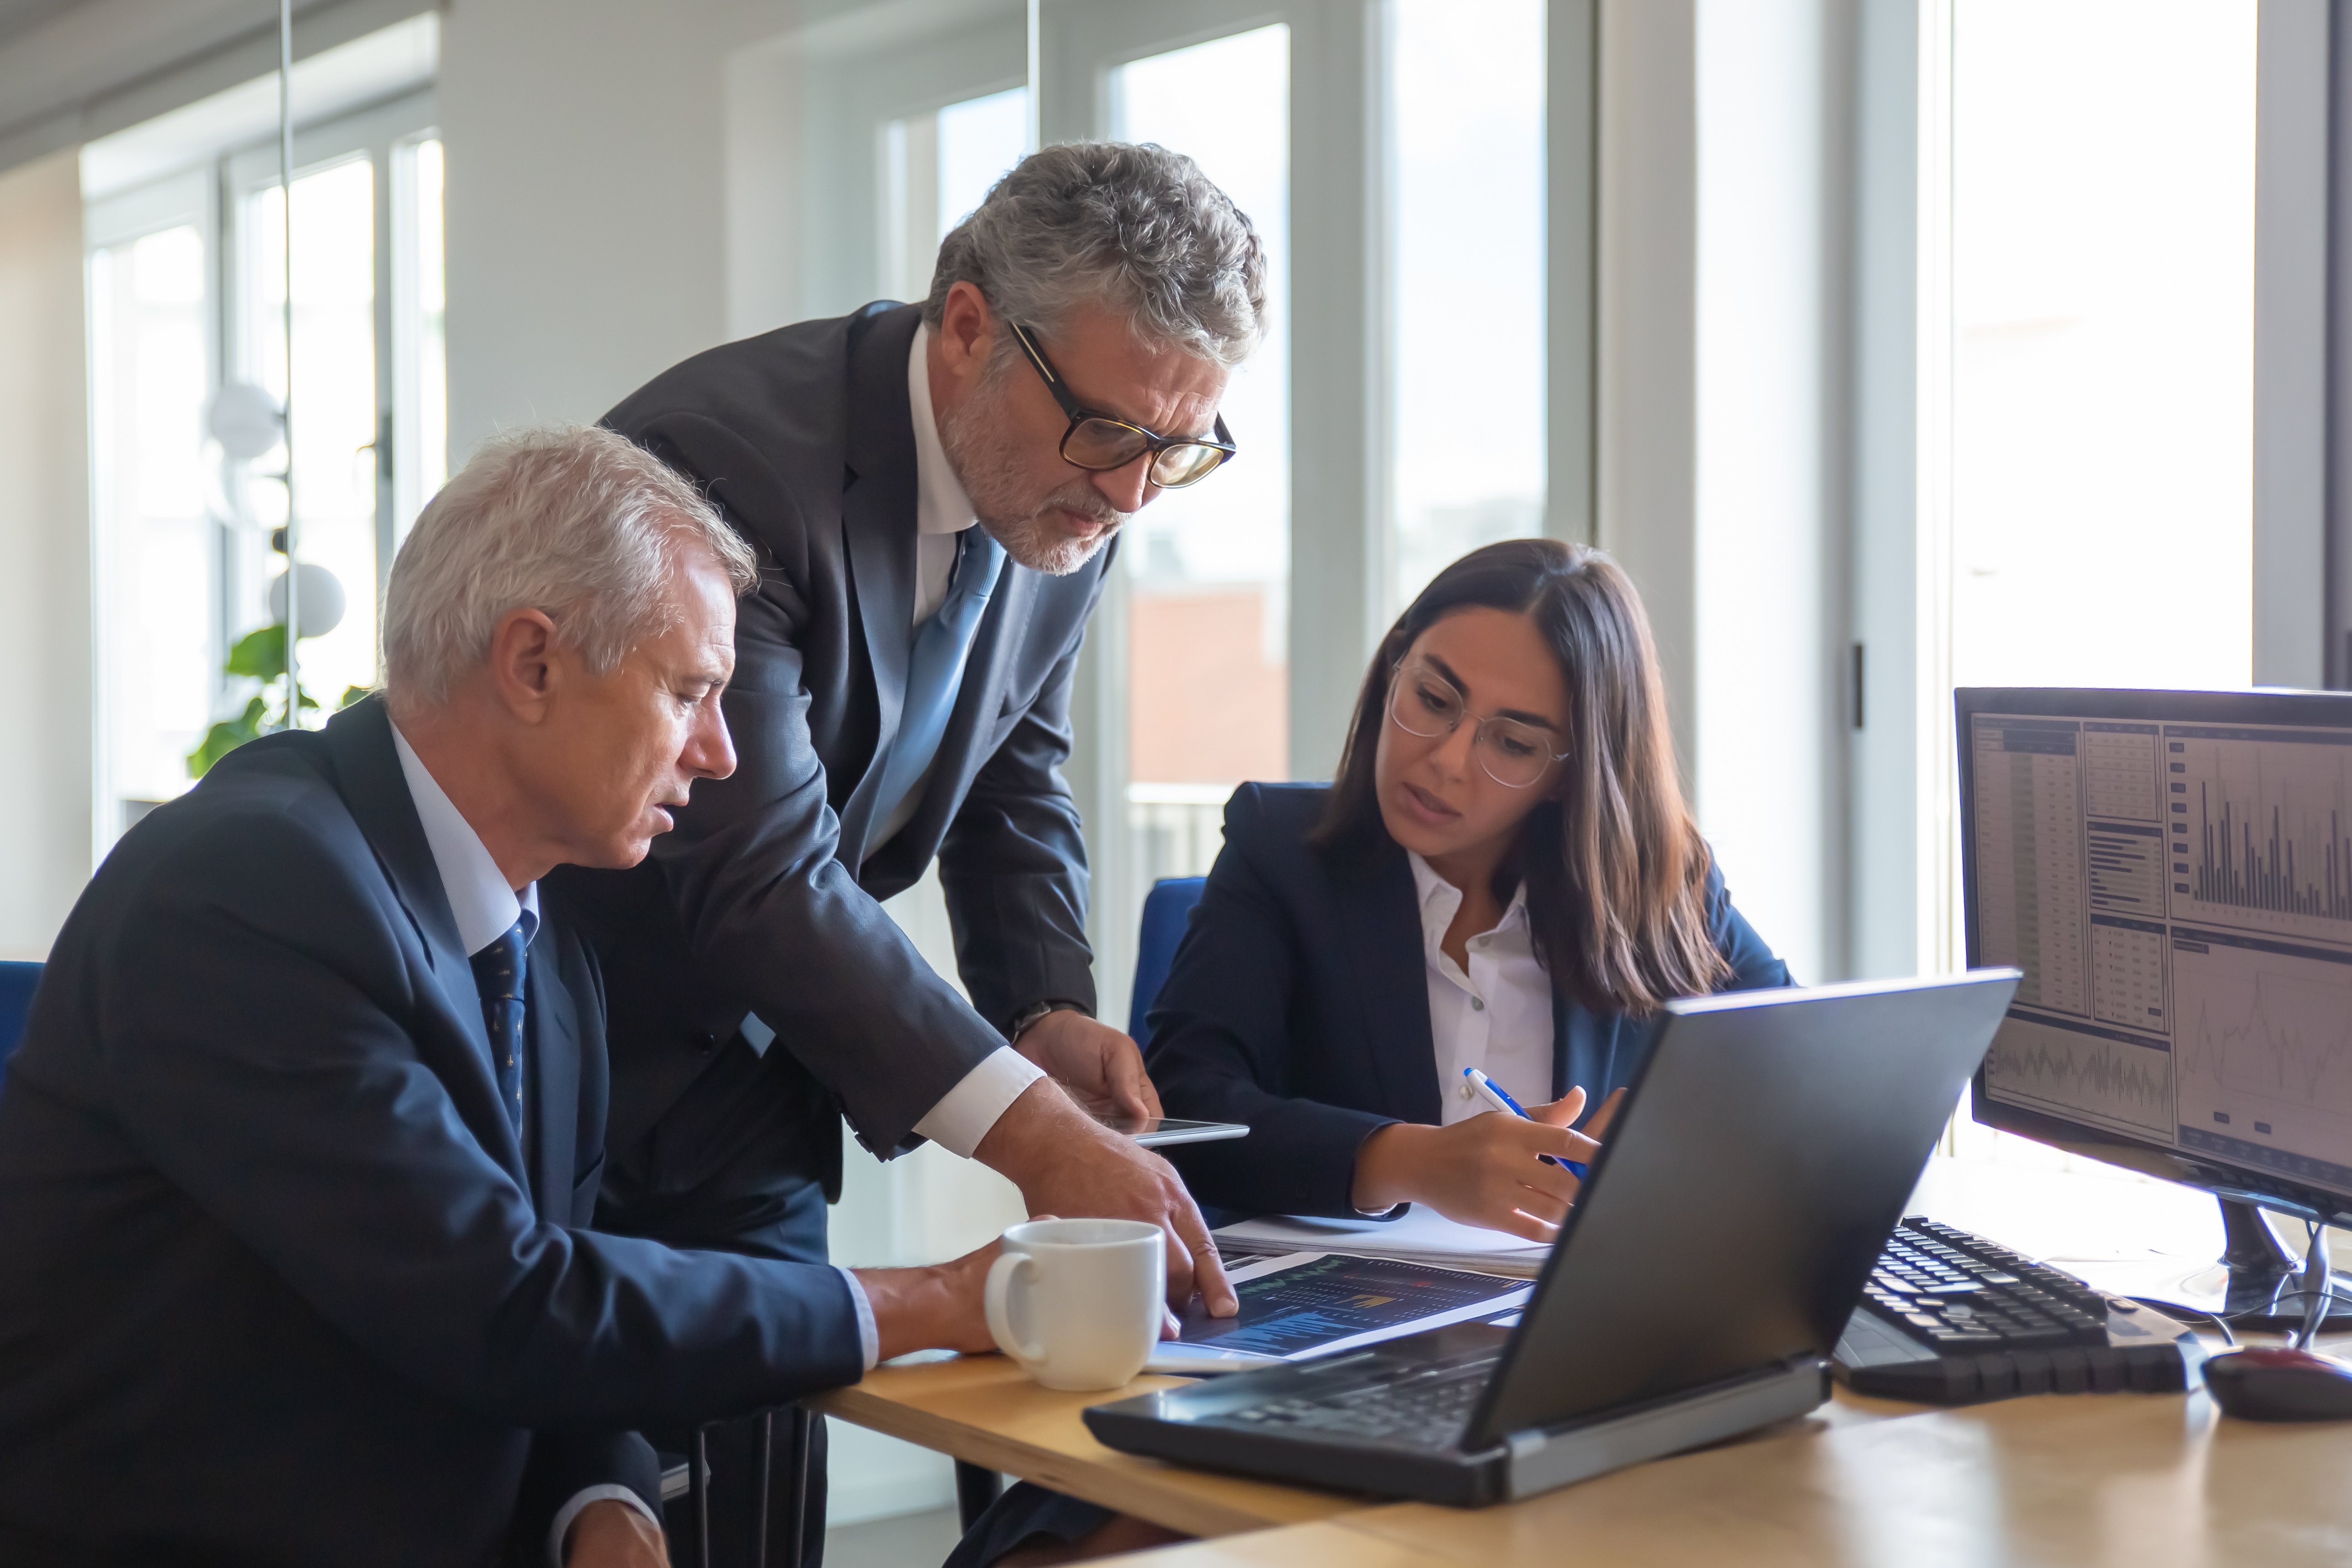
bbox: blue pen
[1463,1067,1590,1179]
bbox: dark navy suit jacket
[0,699,864,1567]
[1147,783,1793,1219]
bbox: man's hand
[1014,1009,1161,1122]
[565,1499,668,1568]
[854,1240,1005,1362]
[974,1078,1236,1316]
[1349,1087,1624,1243]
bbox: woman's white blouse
[1405,852,1555,1124]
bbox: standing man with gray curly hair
[552,143,1267,1558]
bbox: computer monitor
[1958,686,2352,1323]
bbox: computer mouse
[2202,1348,2352,1421]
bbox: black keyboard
[1836,1217,2195,1404]
[1220,1352,1497,1451]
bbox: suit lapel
[834,305,925,861]
[525,944,580,1217]
[1328,835,1444,1124]
[318,698,527,1185]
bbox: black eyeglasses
[1007,321,1238,489]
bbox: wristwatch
[1006,999,1088,1045]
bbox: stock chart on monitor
[1964,695,2352,1202]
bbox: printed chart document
[1147,1252,1530,1374]
[1212,1208,1553,1278]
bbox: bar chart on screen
[2166,726,2352,945]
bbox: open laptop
[1085,971,2022,1507]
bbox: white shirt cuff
[910,1045,1045,1158]
[835,1263,879,1371]
[549,1484,660,1567]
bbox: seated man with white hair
[0,426,1002,1568]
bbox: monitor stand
[2121,1195,2352,1331]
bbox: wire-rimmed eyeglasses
[1386,659,1570,789]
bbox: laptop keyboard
[1218,1354,1499,1450]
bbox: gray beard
[940,387,1125,577]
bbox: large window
[85,96,446,844]
[881,86,1029,304]
[1940,0,2259,1174]
[1385,0,1546,614]
[87,198,216,833]
[1947,0,2257,694]
[238,155,382,710]
[1112,25,1295,895]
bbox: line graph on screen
[2179,970,2352,1118]
[1985,1024,2172,1137]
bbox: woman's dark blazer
[1145,782,1793,1219]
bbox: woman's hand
[1349,1087,1625,1243]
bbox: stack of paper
[1213,1208,1552,1279]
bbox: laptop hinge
[1500,1358,1828,1501]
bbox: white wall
[0,149,94,963]
[439,0,772,454]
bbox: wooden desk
[1120,1386,2352,1567]
[815,1341,2352,1567]
[805,1351,1369,1539]
[812,1160,2352,1565]
[808,1352,1909,1542]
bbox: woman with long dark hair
[1146,538,1790,1237]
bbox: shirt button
[1471,998,1486,1012]
[1460,1081,1477,1099]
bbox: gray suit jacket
[554,302,1108,1236]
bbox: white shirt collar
[389,720,540,957]
[1405,851,1531,951]
[908,322,978,538]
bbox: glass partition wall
[85,94,445,849]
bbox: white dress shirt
[889,323,1048,1155]
[1406,853,1555,1124]
[388,723,878,1560]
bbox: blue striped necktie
[468,921,528,1134]
[871,528,1006,835]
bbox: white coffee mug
[984,1218,1166,1391]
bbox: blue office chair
[957,878,1210,1538]
[1127,877,1207,1041]
[0,960,41,1076]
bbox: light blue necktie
[872,528,1006,838]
